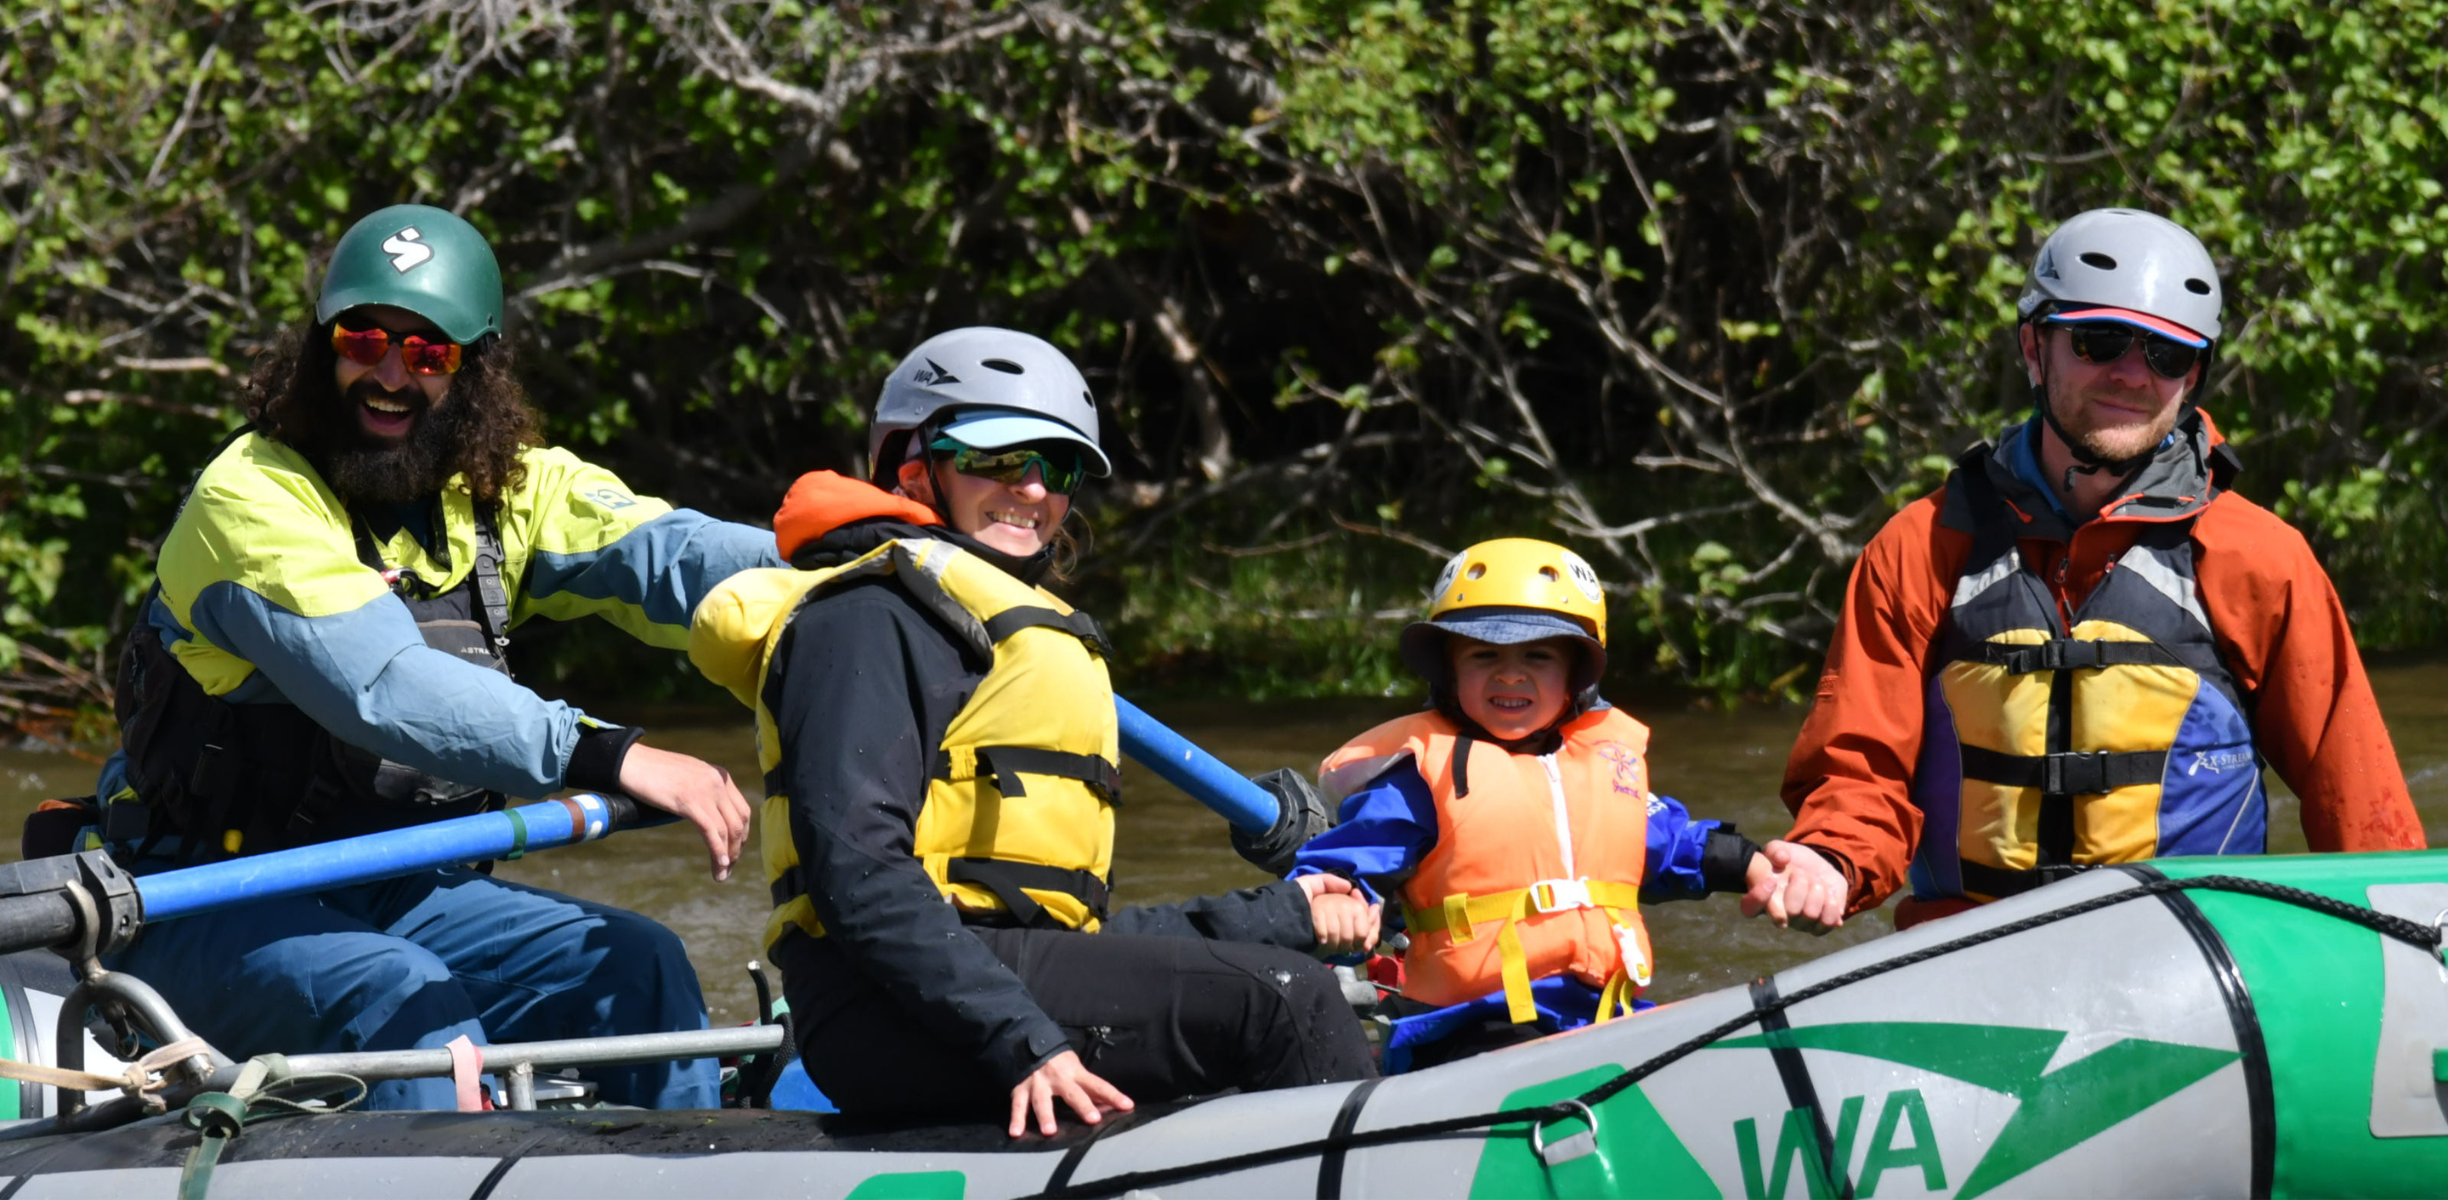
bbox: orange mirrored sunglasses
[330,323,464,376]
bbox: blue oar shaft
[1113,697,1279,834]
[129,705,1276,926]
[135,794,622,924]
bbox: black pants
[801,927,1376,1118]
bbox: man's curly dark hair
[245,321,543,507]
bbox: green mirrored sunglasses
[928,436,1088,495]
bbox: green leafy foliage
[3,0,2444,728]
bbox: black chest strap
[767,859,1112,930]
[982,606,1109,657]
[934,745,1123,805]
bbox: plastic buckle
[1530,878,1592,913]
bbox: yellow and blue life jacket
[1910,448,2265,902]
[689,537,1121,956]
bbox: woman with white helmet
[691,328,1377,1135]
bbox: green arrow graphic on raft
[1714,1021,2239,1198]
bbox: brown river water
[3,663,2445,1025]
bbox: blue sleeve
[521,509,785,645]
[1289,762,1440,907]
[1641,793,1722,903]
[186,585,589,799]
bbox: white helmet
[2017,208,2223,344]
[867,327,1111,479]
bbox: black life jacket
[113,491,516,861]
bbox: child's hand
[1740,840,1849,935]
[1296,873,1383,955]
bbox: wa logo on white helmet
[1562,549,1604,604]
[1429,549,1468,606]
[382,227,433,273]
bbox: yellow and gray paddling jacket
[98,428,778,860]
[1910,445,2264,903]
[691,538,1121,955]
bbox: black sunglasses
[2050,322,2204,380]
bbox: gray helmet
[867,327,1111,479]
[2017,208,2222,343]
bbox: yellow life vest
[689,537,1120,954]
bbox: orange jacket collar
[772,470,939,562]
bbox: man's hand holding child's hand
[1296,873,1382,956]
[1740,839,1849,935]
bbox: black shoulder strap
[1450,734,1475,800]
[470,504,513,651]
[1948,445,2024,573]
[2208,441,2243,492]
[350,517,389,575]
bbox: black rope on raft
[1023,874,2442,1199]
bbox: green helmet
[314,204,503,343]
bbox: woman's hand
[617,743,753,881]
[1296,873,1382,956]
[1740,839,1849,934]
[1009,1050,1134,1138]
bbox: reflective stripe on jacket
[1319,708,1656,1022]
[691,537,1120,955]
[1912,443,2264,903]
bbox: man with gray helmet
[702,326,1374,1132]
[1763,208,2425,932]
[80,205,780,1109]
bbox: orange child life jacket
[1318,707,1658,1025]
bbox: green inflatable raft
[0,849,2439,1198]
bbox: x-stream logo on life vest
[1469,1021,2237,1200]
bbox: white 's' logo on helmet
[383,228,432,273]
[1430,550,1467,606]
[1562,550,1604,604]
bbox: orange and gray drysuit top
[1783,411,2426,926]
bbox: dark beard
[304,378,469,507]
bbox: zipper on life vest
[1541,755,1575,879]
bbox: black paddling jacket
[758,509,1316,1088]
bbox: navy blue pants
[106,866,718,1110]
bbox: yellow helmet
[1425,538,1607,643]
[1401,538,1610,698]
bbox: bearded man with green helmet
[69,205,783,1110]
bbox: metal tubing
[0,893,80,961]
[505,1061,536,1111]
[1114,696,1279,834]
[136,794,622,924]
[276,1024,781,1083]
[55,971,225,1120]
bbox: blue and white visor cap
[932,409,1113,476]
[1424,608,1597,647]
[2046,306,2210,348]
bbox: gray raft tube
[0,853,2437,1199]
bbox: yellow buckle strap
[1442,893,1476,944]
[1402,878,1646,1027]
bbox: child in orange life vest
[1293,539,1790,1072]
